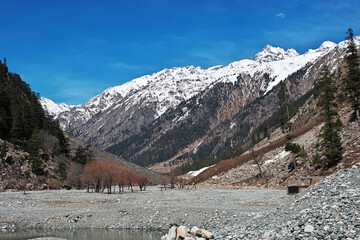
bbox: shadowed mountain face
[41,38,359,170]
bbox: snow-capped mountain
[41,38,358,153]
[39,97,75,117]
[252,45,299,63]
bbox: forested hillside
[0,60,69,174]
[0,60,160,191]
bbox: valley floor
[0,187,288,234]
[1,167,359,239]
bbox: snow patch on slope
[265,150,290,165]
[187,165,214,177]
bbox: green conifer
[315,66,343,168]
[277,81,290,133]
[344,28,360,121]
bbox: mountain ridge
[40,37,359,172]
[40,40,344,146]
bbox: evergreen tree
[315,66,343,168]
[0,142,8,160]
[27,132,44,175]
[58,161,67,182]
[277,81,291,133]
[10,101,24,141]
[72,145,93,165]
[344,28,360,121]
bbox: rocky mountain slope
[42,38,359,171]
[193,98,360,189]
[43,41,336,144]
[106,39,358,171]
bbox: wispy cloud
[275,13,286,18]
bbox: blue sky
[1,0,360,105]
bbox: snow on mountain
[40,97,75,117]
[252,45,299,63]
[45,38,356,136]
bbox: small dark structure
[286,176,323,194]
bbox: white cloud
[275,13,286,18]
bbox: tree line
[80,159,149,194]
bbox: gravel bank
[205,167,360,239]
[0,186,288,233]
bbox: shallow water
[0,229,164,240]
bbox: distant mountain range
[40,38,360,171]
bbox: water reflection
[0,229,164,240]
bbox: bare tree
[138,174,149,191]
[159,175,170,190]
[116,167,128,193]
[169,168,180,189]
[101,160,119,194]
[35,130,60,156]
[176,176,188,189]
[67,162,83,189]
[251,149,263,179]
[19,178,29,195]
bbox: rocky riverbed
[1,167,359,239]
[0,186,288,234]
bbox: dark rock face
[106,45,348,168]
[72,101,158,148]
[48,41,353,168]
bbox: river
[0,229,164,240]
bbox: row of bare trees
[80,159,149,194]
[158,169,196,190]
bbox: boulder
[176,225,188,240]
[168,226,177,240]
[190,226,201,236]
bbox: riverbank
[0,186,288,233]
[2,167,358,239]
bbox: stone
[263,231,271,238]
[304,224,314,233]
[168,226,177,240]
[191,226,200,234]
[201,229,214,239]
[191,226,202,237]
[177,226,188,240]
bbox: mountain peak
[318,41,337,51]
[40,97,74,117]
[252,45,299,63]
